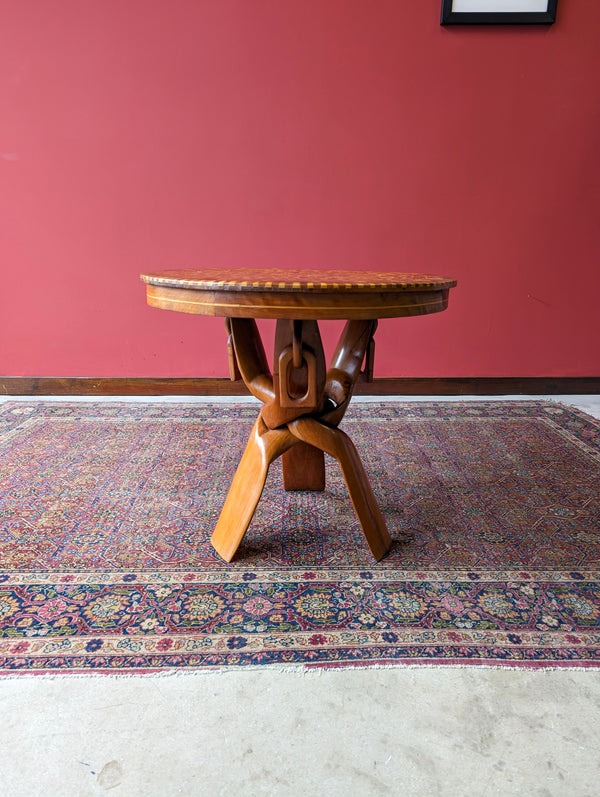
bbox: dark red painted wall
[1,1,599,378]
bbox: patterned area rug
[0,400,599,673]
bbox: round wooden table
[141,269,457,562]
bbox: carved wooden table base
[212,317,393,562]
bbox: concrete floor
[0,395,599,797]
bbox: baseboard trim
[1,376,599,396]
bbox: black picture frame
[441,0,557,25]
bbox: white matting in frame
[452,0,548,10]
[441,0,557,24]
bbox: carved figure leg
[321,320,377,428]
[211,416,298,562]
[226,317,274,403]
[289,417,392,561]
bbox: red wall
[1,1,599,379]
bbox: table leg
[281,444,325,491]
[288,417,392,561]
[210,416,298,562]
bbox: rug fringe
[2,661,600,680]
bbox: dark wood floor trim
[2,376,599,396]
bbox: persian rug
[0,400,599,674]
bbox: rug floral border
[1,569,600,672]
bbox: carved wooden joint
[278,345,318,409]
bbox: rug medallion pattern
[0,401,599,672]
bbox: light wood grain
[289,417,393,561]
[210,416,297,563]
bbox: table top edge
[140,269,457,292]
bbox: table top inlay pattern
[141,269,456,293]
